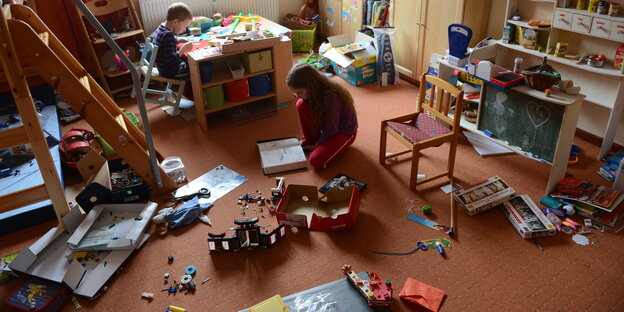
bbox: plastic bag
[373,27,399,86]
[287,292,337,312]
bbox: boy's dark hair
[166,2,193,21]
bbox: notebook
[257,137,307,175]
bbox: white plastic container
[161,156,187,185]
[228,61,245,80]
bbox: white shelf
[556,7,624,23]
[498,41,624,78]
[507,19,551,31]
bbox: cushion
[386,113,451,145]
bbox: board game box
[453,176,515,216]
[501,195,556,239]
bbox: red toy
[342,264,392,309]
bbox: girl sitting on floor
[286,63,358,169]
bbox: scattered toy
[341,264,392,309]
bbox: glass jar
[588,0,599,12]
[597,0,610,14]
[609,3,620,17]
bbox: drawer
[590,17,611,38]
[571,13,592,34]
[611,21,624,42]
[553,9,572,30]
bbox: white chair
[135,38,186,115]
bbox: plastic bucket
[248,74,272,96]
[200,62,214,82]
[204,85,225,109]
[161,156,187,185]
[224,79,249,102]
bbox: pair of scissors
[165,188,211,208]
[373,241,428,255]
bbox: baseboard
[575,129,623,153]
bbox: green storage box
[98,112,141,156]
[204,85,225,109]
[291,26,317,52]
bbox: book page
[258,138,306,169]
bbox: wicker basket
[522,56,561,91]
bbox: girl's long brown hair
[286,63,355,133]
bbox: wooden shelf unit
[189,45,281,131]
[503,0,624,160]
[73,0,145,97]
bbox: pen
[435,241,445,256]
[532,238,544,252]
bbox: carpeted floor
[1,73,623,312]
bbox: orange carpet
[1,75,623,312]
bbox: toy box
[452,176,515,216]
[5,278,70,312]
[8,202,156,298]
[75,149,149,212]
[242,49,272,74]
[276,184,360,231]
[323,33,377,87]
[291,25,317,53]
[501,195,556,238]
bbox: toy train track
[341,264,392,309]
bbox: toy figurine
[121,17,130,32]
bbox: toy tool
[407,213,451,234]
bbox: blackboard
[478,84,564,163]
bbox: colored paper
[399,277,446,312]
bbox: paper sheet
[463,131,512,157]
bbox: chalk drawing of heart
[526,101,551,148]
[526,101,551,129]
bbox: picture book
[319,174,367,194]
[257,137,307,175]
[550,178,623,212]
[576,200,624,233]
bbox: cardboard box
[67,202,157,251]
[501,195,556,238]
[75,149,149,212]
[276,184,360,231]
[323,33,377,87]
[453,176,515,216]
[8,202,156,298]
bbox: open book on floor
[257,137,307,175]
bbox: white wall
[279,0,304,21]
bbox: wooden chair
[379,73,464,190]
[136,38,186,115]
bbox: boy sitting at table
[151,2,194,79]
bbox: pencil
[449,179,456,237]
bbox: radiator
[139,0,279,35]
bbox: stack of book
[364,0,390,27]
[550,177,624,232]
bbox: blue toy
[448,24,472,60]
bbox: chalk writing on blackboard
[525,101,551,148]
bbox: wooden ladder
[7,4,176,194]
[0,4,68,224]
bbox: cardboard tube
[564,86,581,95]
[559,80,574,90]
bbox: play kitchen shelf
[503,0,624,161]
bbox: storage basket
[228,61,245,80]
[522,56,561,91]
[224,79,249,102]
[204,85,225,109]
[282,13,317,30]
[249,74,272,96]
